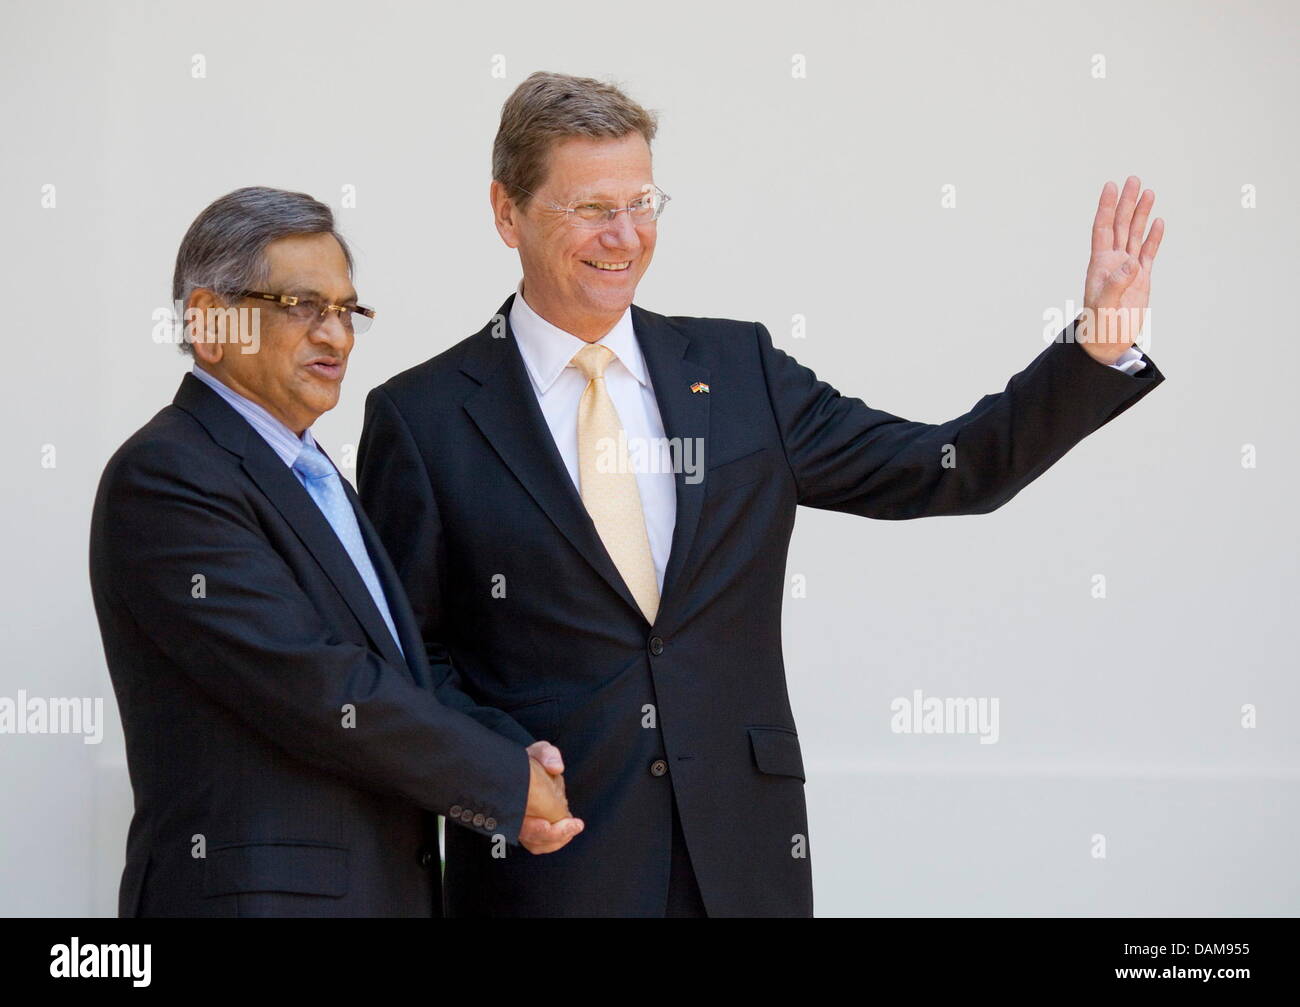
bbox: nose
[599,209,639,249]
[312,310,352,352]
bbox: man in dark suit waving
[90,187,581,917]
[358,72,1166,917]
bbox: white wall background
[1,0,1296,916]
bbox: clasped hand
[519,739,584,854]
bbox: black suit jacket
[89,373,532,917]
[357,295,1164,917]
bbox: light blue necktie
[292,443,404,658]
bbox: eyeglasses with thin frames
[513,183,672,228]
[238,290,376,335]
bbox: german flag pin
[690,381,710,394]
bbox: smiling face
[492,132,658,342]
[191,232,356,435]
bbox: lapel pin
[690,381,710,394]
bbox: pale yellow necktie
[571,344,660,624]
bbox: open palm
[1080,175,1165,364]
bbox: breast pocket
[203,840,349,898]
[699,448,774,564]
[705,447,771,496]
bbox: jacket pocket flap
[204,841,349,898]
[747,726,806,781]
[706,447,770,495]
[502,696,559,742]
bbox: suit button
[472,813,485,827]
[449,805,463,818]
[460,809,474,823]
[417,847,436,868]
[650,759,668,777]
[649,636,664,656]
[484,817,497,831]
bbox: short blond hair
[492,71,658,207]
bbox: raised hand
[1080,175,1166,364]
[519,739,584,855]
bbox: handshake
[519,739,585,854]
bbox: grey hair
[171,186,352,355]
[492,71,659,209]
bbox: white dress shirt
[509,283,676,593]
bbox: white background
[1,0,1296,916]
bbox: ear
[490,180,521,249]
[187,289,226,367]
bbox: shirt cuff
[1106,345,1148,375]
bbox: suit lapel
[632,305,711,619]
[461,296,645,620]
[174,374,411,675]
[459,297,713,627]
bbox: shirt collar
[190,364,316,466]
[509,279,647,395]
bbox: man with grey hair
[360,72,1166,916]
[90,186,581,917]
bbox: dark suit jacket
[357,295,1164,917]
[89,373,532,917]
